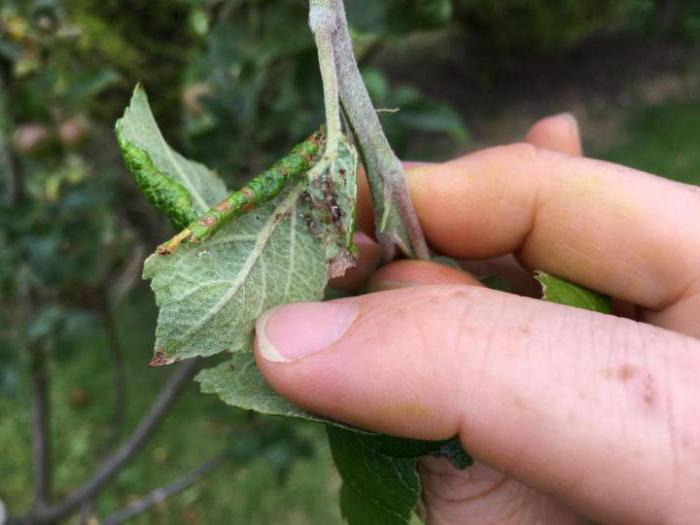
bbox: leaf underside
[196,351,325,422]
[142,145,358,364]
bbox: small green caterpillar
[118,138,199,230]
[158,128,326,254]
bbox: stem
[30,343,51,512]
[327,0,430,261]
[100,454,227,525]
[309,0,342,153]
[8,358,201,525]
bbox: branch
[100,453,227,525]
[326,0,429,261]
[100,303,127,445]
[309,0,342,149]
[0,63,22,206]
[29,343,51,511]
[8,358,201,525]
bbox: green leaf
[327,430,471,525]
[536,271,612,313]
[327,426,421,525]
[143,137,358,364]
[196,351,324,422]
[115,85,227,229]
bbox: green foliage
[453,0,653,53]
[599,102,700,187]
[327,429,472,525]
[327,427,422,525]
[0,289,342,523]
[183,1,468,180]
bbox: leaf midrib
[178,183,305,344]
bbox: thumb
[254,285,700,524]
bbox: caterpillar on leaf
[118,138,200,231]
[158,128,326,254]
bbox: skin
[253,114,700,524]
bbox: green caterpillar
[158,128,326,254]
[118,138,199,230]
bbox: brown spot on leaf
[200,216,217,227]
[241,187,254,199]
[149,347,171,367]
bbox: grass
[0,288,342,524]
[2,99,699,524]
[595,101,700,186]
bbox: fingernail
[556,112,580,137]
[256,302,358,363]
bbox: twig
[100,303,127,445]
[326,0,429,261]
[77,503,92,525]
[0,64,21,206]
[309,0,342,152]
[8,358,201,525]
[99,242,145,444]
[29,343,51,511]
[100,453,227,525]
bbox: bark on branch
[100,453,227,525]
[324,0,430,261]
[8,358,201,525]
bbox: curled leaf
[116,85,227,229]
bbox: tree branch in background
[99,241,145,445]
[326,0,429,261]
[100,303,127,445]
[0,63,22,206]
[8,358,201,525]
[29,343,51,512]
[100,453,228,525]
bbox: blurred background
[1,0,699,523]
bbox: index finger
[393,145,700,334]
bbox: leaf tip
[149,347,174,367]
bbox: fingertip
[525,113,583,156]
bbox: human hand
[253,114,700,524]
